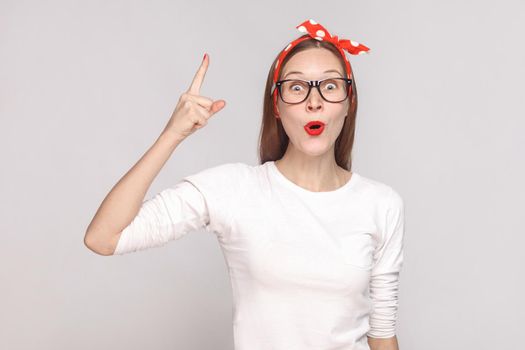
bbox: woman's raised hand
[162,53,226,141]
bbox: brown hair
[257,35,359,171]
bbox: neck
[275,147,350,192]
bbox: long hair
[257,36,359,171]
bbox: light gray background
[1,0,524,349]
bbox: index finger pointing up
[188,53,209,95]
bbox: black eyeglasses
[274,77,352,104]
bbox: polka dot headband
[271,19,371,116]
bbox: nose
[306,86,323,112]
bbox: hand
[162,53,226,140]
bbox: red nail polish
[203,53,207,61]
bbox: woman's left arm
[367,189,405,347]
[367,335,399,350]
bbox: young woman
[84,19,404,350]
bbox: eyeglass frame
[274,77,353,104]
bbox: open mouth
[304,120,325,135]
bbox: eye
[321,79,344,92]
[290,82,306,91]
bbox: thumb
[210,100,226,115]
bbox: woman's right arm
[83,53,226,256]
[84,132,184,256]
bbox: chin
[299,141,332,156]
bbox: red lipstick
[304,120,325,136]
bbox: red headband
[272,19,370,117]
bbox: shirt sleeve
[113,162,239,255]
[367,188,405,338]
[112,180,210,255]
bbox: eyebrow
[283,69,343,79]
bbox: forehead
[281,48,344,78]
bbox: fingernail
[203,53,207,61]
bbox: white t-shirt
[114,161,405,350]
